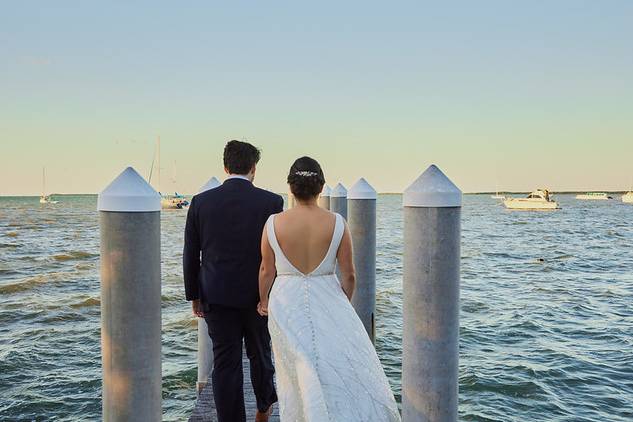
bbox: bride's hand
[257,301,268,316]
[192,299,204,318]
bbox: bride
[257,156,400,421]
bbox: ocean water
[1,194,632,421]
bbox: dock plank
[189,351,280,422]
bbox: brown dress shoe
[255,404,273,422]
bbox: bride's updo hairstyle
[287,156,326,201]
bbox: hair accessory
[295,171,318,177]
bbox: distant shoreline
[1,190,631,198]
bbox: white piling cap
[98,167,161,212]
[321,184,332,197]
[403,165,462,207]
[198,176,221,194]
[331,183,347,198]
[348,178,377,200]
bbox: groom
[183,140,283,422]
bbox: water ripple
[0,194,632,420]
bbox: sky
[1,1,632,195]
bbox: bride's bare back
[258,156,355,312]
[273,206,336,275]
[260,202,355,306]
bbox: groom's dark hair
[223,140,261,175]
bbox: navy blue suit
[183,177,283,421]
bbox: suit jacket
[183,178,284,308]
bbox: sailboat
[490,179,505,199]
[39,167,58,204]
[148,137,189,209]
[162,160,190,209]
[622,177,633,204]
[490,190,505,200]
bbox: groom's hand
[257,301,268,316]
[192,299,204,318]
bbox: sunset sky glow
[2,1,632,195]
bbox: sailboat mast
[157,136,161,195]
[42,167,46,197]
[173,160,177,192]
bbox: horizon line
[2,190,632,198]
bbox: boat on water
[161,193,190,209]
[490,181,505,199]
[39,195,57,204]
[503,189,559,210]
[148,136,189,209]
[39,167,58,204]
[622,192,633,203]
[575,192,613,200]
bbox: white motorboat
[39,167,58,204]
[575,192,612,200]
[503,189,559,210]
[622,192,633,203]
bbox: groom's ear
[249,165,257,181]
[224,167,230,175]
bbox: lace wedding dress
[266,213,400,421]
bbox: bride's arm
[258,227,276,315]
[336,223,356,301]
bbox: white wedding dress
[266,213,401,421]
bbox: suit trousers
[203,303,277,422]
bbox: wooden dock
[189,353,280,422]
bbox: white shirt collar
[226,174,251,182]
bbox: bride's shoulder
[269,209,288,223]
[327,210,343,221]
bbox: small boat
[39,167,58,204]
[490,181,505,199]
[39,195,58,204]
[622,192,633,203]
[503,189,559,210]
[161,192,190,209]
[148,137,189,209]
[575,192,612,200]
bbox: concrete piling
[348,178,377,342]
[401,165,461,422]
[330,183,348,220]
[330,183,348,282]
[199,176,220,194]
[318,184,331,210]
[98,167,162,422]
[195,177,221,393]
